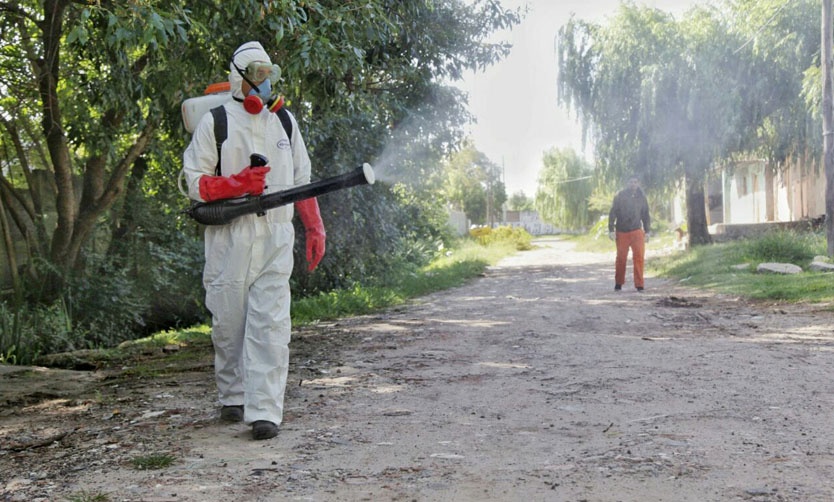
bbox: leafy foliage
[440,142,506,225]
[0,0,521,358]
[469,225,532,251]
[507,191,534,211]
[535,147,595,230]
[0,298,72,365]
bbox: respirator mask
[232,60,285,114]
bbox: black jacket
[608,188,650,233]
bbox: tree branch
[67,119,157,269]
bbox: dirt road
[3,237,834,501]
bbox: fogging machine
[185,161,376,226]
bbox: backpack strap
[209,104,294,176]
[276,107,293,143]
[210,106,227,176]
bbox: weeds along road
[4,236,834,501]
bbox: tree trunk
[38,0,76,273]
[0,195,20,293]
[823,0,834,255]
[685,171,712,246]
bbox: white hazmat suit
[183,41,312,429]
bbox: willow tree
[535,147,594,231]
[558,1,822,246]
[729,0,821,165]
[557,5,743,244]
[729,0,821,244]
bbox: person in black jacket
[608,176,651,292]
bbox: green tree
[507,191,534,211]
[442,142,506,225]
[534,147,594,230]
[730,0,820,164]
[0,0,520,284]
[0,0,521,346]
[0,1,192,288]
[557,5,713,241]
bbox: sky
[457,0,704,197]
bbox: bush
[589,216,609,240]
[0,299,74,365]
[469,225,533,250]
[0,218,207,365]
[740,230,822,264]
[65,254,150,348]
[291,183,456,296]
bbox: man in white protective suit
[182,41,326,440]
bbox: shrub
[740,230,823,264]
[0,299,74,365]
[589,216,609,239]
[470,225,533,250]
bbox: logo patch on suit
[277,139,291,150]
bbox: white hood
[229,41,272,100]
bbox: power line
[551,175,593,185]
[733,1,790,55]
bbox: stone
[809,261,834,272]
[756,262,802,274]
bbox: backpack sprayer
[180,82,375,225]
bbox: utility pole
[824,0,834,255]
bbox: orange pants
[615,229,645,288]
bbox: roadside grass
[40,237,519,370]
[30,229,834,369]
[567,228,833,303]
[291,239,517,324]
[131,452,177,470]
[650,230,832,303]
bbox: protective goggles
[233,61,281,85]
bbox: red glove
[199,166,270,202]
[294,198,326,271]
[232,167,270,196]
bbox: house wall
[500,210,558,235]
[671,192,685,227]
[720,156,826,226]
[447,208,469,236]
[799,157,825,219]
[723,160,767,224]
[709,155,825,241]
[774,168,791,222]
[654,155,824,240]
